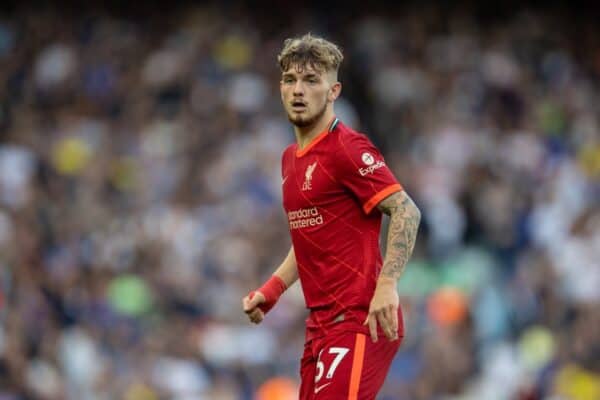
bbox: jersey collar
[295,117,340,157]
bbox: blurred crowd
[0,3,598,400]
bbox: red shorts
[299,330,402,400]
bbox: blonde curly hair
[277,33,344,74]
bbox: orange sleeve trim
[348,333,366,400]
[363,184,403,214]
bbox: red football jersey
[281,118,403,341]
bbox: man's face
[280,64,337,128]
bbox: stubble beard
[287,101,328,128]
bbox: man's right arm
[242,246,298,324]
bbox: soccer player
[242,33,421,400]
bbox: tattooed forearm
[377,191,421,281]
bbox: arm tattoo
[377,191,421,281]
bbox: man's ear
[328,82,342,102]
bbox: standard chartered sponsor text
[288,206,324,229]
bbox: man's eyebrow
[281,72,322,79]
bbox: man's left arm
[365,190,421,342]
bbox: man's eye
[284,78,294,83]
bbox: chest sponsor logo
[287,206,324,230]
[302,161,317,191]
[359,152,385,176]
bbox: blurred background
[0,1,598,399]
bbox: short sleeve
[281,148,286,179]
[336,133,403,214]
[281,145,294,180]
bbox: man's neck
[294,112,336,150]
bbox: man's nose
[293,80,304,95]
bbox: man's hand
[243,275,287,324]
[243,291,266,324]
[364,277,399,342]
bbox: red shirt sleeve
[336,132,403,214]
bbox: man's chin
[288,114,313,128]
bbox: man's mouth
[291,101,306,111]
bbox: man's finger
[243,296,252,313]
[248,308,264,324]
[382,307,397,340]
[389,305,399,340]
[367,314,378,342]
[243,291,265,312]
[243,296,257,313]
[376,311,393,340]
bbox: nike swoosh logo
[282,176,288,185]
[314,382,332,394]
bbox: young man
[242,33,421,399]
